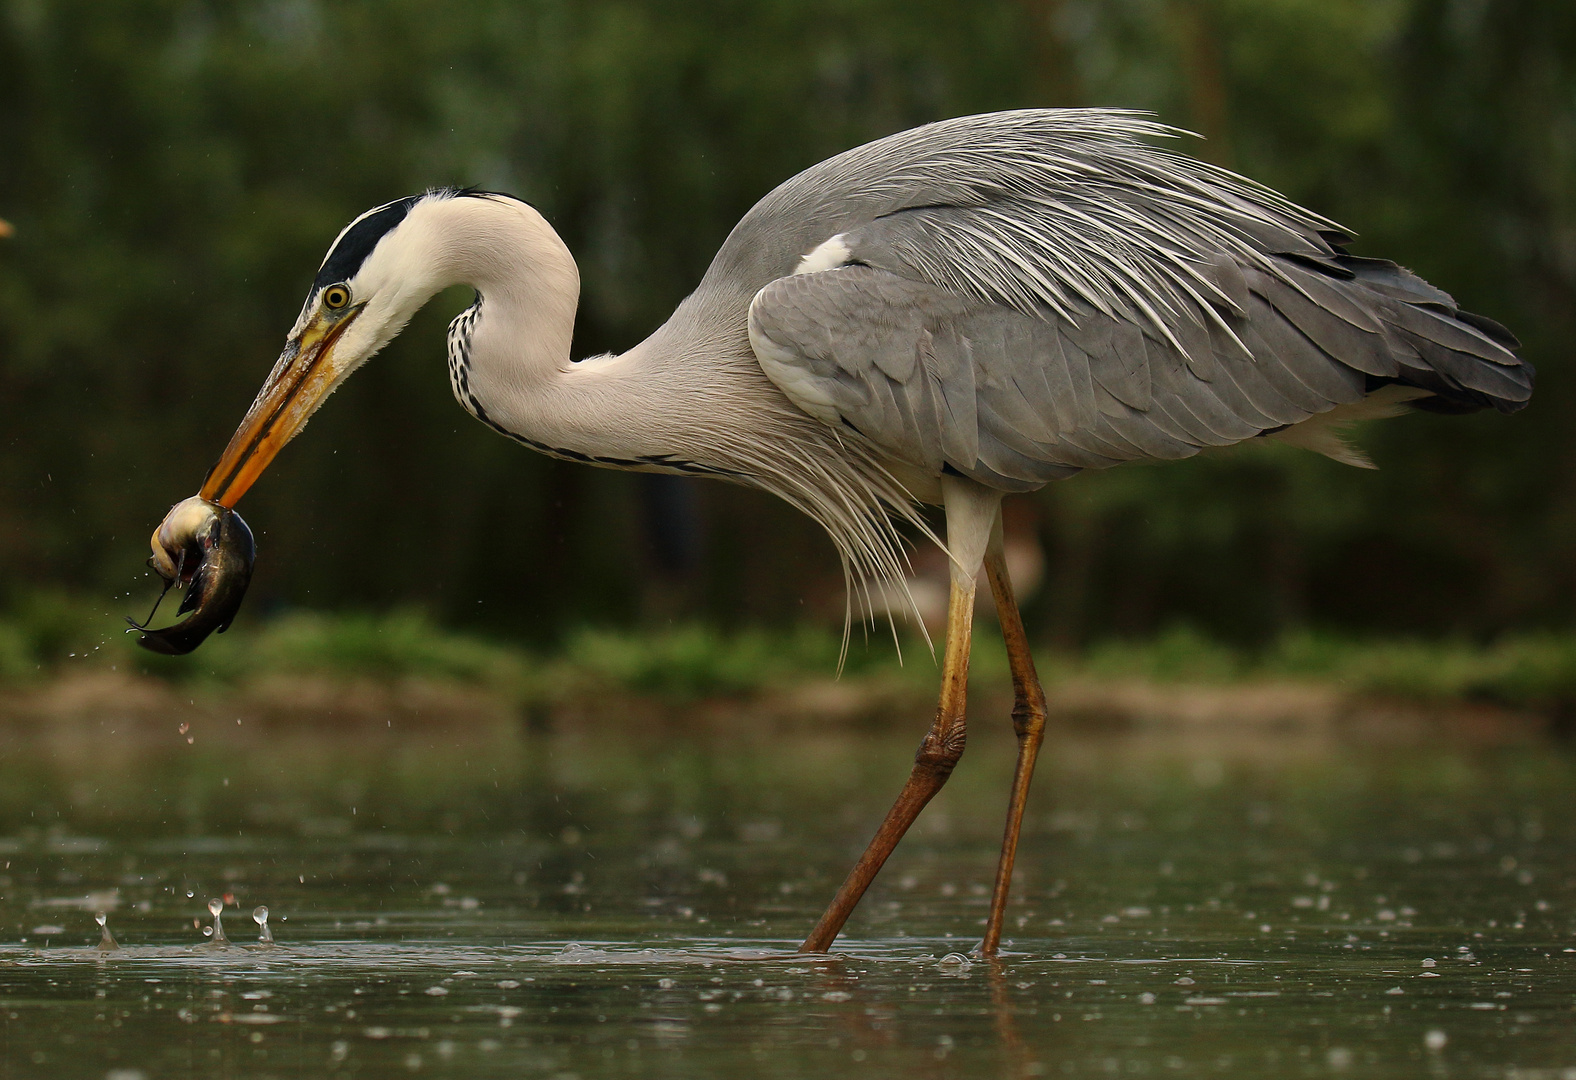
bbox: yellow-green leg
[977,532,1049,958]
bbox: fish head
[149,496,226,584]
[135,497,256,655]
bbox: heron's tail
[1334,253,1532,414]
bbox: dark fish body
[133,497,256,656]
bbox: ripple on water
[0,724,1572,1079]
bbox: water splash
[252,905,273,945]
[203,898,228,946]
[94,911,119,952]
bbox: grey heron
[174,109,1531,956]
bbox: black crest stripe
[313,195,424,291]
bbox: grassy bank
[0,594,909,705]
[2,594,1575,715]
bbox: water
[1,706,1572,1077]
[204,897,227,945]
[93,910,117,952]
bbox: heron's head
[198,189,522,506]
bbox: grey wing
[739,112,1531,490]
[750,262,1293,491]
[750,249,1528,491]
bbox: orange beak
[199,306,362,507]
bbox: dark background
[0,0,1570,647]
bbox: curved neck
[418,196,741,471]
[400,195,580,376]
[377,193,930,607]
[389,193,776,477]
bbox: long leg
[799,568,976,952]
[801,478,999,954]
[978,526,1049,958]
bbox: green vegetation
[1074,624,1576,712]
[0,592,922,702]
[4,597,1573,714]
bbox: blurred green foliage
[1077,623,1576,712]
[0,0,1571,651]
[5,596,1574,714]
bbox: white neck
[388,193,579,384]
[366,193,749,472]
[344,191,933,614]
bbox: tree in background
[0,0,1568,647]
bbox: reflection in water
[0,711,1571,1077]
[988,959,1036,1079]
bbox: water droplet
[205,898,228,944]
[94,911,119,952]
[252,906,273,945]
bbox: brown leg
[978,537,1049,958]
[800,570,977,953]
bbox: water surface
[1,707,1572,1077]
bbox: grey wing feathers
[740,110,1532,489]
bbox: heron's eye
[322,285,351,310]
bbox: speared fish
[127,496,256,656]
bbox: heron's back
[675,110,1530,491]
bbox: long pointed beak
[199,307,362,507]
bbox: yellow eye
[323,284,351,310]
